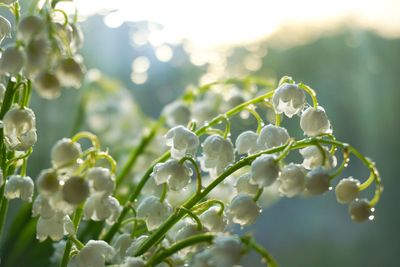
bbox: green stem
[298,83,318,107]
[242,236,279,267]
[60,207,83,267]
[245,107,264,134]
[115,118,164,187]
[253,187,264,202]
[179,156,202,195]
[146,234,214,266]
[178,207,203,230]
[192,199,225,215]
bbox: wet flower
[165,126,199,159]
[152,159,192,191]
[250,154,280,187]
[4,175,34,202]
[68,240,114,267]
[137,196,172,231]
[278,163,306,197]
[83,194,121,224]
[228,194,260,226]
[300,145,336,170]
[234,173,260,197]
[305,167,330,195]
[272,83,306,118]
[335,177,360,204]
[199,207,227,232]
[87,167,115,195]
[200,135,235,177]
[235,130,259,155]
[300,106,331,136]
[51,138,82,170]
[348,198,373,223]
[257,124,290,149]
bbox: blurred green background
[1,6,400,267]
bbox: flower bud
[305,167,330,195]
[235,130,259,155]
[4,175,34,202]
[257,124,290,149]
[165,125,199,159]
[335,177,360,204]
[228,194,260,226]
[34,71,62,99]
[87,167,115,195]
[51,138,82,169]
[3,106,37,151]
[348,198,373,222]
[300,106,331,136]
[137,196,172,231]
[36,169,60,195]
[200,135,235,177]
[250,154,280,187]
[152,159,192,191]
[162,101,191,127]
[62,176,89,205]
[0,15,11,44]
[0,46,25,75]
[56,57,85,88]
[272,83,306,117]
[278,163,306,197]
[17,15,44,41]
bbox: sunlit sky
[65,0,400,48]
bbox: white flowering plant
[0,1,383,267]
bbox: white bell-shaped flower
[36,212,74,241]
[0,46,25,74]
[175,220,205,242]
[17,15,44,41]
[137,196,172,231]
[348,198,373,223]
[51,138,82,170]
[250,154,280,187]
[56,57,85,88]
[335,177,360,204]
[278,163,306,197]
[34,71,61,100]
[235,131,259,155]
[199,207,227,232]
[228,194,260,226]
[165,125,199,159]
[70,24,84,52]
[210,235,242,267]
[305,167,331,195]
[162,101,191,127]
[272,83,306,118]
[200,135,235,177]
[0,16,11,44]
[69,240,114,267]
[32,195,55,219]
[120,257,145,267]
[25,38,49,75]
[152,159,192,191]
[112,234,133,263]
[300,106,331,136]
[3,106,37,151]
[83,194,121,224]
[87,167,115,195]
[36,169,60,196]
[257,124,290,150]
[234,173,260,197]
[299,145,337,170]
[62,176,90,205]
[48,191,75,215]
[4,175,34,202]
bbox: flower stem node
[62,176,90,205]
[250,154,280,187]
[278,163,307,198]
[305,167,330,196]
[4,175,34,202]
[3,106,37,151]
[300,106,331,136]
[335,177,360,204]
[272,83,306,118]
[348,198,373,223]
[200,135,235,177]
[228,194,261,226]
[165,125,199,159]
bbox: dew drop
[368,215,375,221]
[328,186,333,191]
